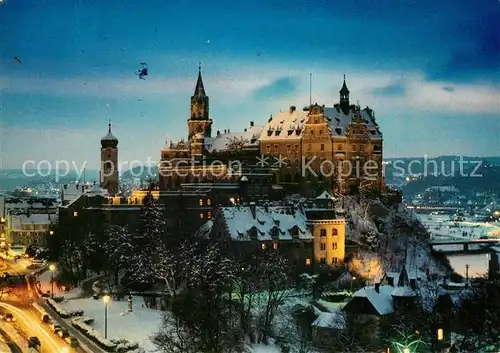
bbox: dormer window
[267,130,273,137]
[296,129,302,135]
[288,130,293,136]
[275,130,281,136]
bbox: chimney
[249,202,256,219]
[289,106,296,114]
[375,282,380,293]
[228,129,230,133]
[250,121,254,127]
[217,130,220,136]
[388,277,394,287]
[244,128,247,132]
[410,278,416,290]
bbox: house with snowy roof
[205,199,346,270]
[343,263,418,318]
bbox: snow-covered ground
[37,270,82,298]
[59,296,163,352]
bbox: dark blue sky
[1,0,499,169]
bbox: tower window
[207,199,211,206]
[305,258,311,266]
[73,211,78,217]
[332,242,338,250]
[332,229,338,236]
[261,243,267,250]
[320,243,326,250]
[272,242,278,250]
[320,229,326,237]
[332,257,338,264]
[199,199,203,206]
[320,144,324,151]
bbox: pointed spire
[340,74,350,95]
[108,118,112,133]
[194,62,206,97]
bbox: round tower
[100,123,119,195]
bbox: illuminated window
[305,258,311,265]
[207,199,211,206]
[320,243,326,250]
[272,242,278,250]
[332,242,338,250]
[200,213,204,219]
[208,211,212,219]
[73,211,78,217]
[261,243,267,250]
[199,199,203,206]
[320,229,326,237]
[274,145,279,153]
[332,228,338,236]
[437,328,444,341]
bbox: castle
[158,68,384,196]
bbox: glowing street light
[403,348,410,353]
[49,230,54,235]
[103,294,111,338]
[437,328,444,341]
[49,264,56,299]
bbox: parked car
[65,336,80,347]
[4,313,15,322]
[58,329,69,339]
[28,336,41,348]
[50,323,62,333]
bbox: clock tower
[187,65,213,140]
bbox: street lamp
[49,264,56,299]
[402,348,410,353]
[49,230,54,235]
[351,276,356,292]
[103,294,111,339]
[437,328,444,341]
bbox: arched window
[332,228,338,236]
[320,229,327,237]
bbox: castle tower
[339,75,350,113]
[100,123,119,195]
[187,64,213,141]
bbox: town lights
[103,294,111,338]
[437,328,444,341]
[49,264,56,298]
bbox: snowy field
[59,296,163,352]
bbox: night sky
[1,0,499,169]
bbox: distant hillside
[0,169,99,192]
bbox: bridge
[407,205,467,214]
[429,237,500,252]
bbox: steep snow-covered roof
[205,125,263,153]
[259,105,382,141]
[391,286,417,297]
[316,191,334,200]
[353,285,394,315]
[312,311,346,329]
[220,205,313,241]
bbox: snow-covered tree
[104,225,134,284]
[129,192,167,286]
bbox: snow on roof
[220,205,313,241]
[10,213,52,230]
[259,105,382,141]
[391,286,417,297]
[205,125,263,153]
[312,311,346,329]
[425,185,459,193]
[316,191,334,200]
[196,220,213,238]
[353,285,394,315]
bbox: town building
[202,194,346,270]
[100,123,119,196]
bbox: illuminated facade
[159,69,383,195]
